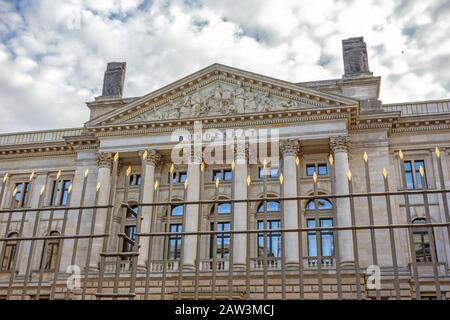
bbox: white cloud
[0,0,449,133]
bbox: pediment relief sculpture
[127,81,316,123]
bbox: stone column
[182,151,202,271]
[233,143,248,270]
[281,140,300,268]
[89,152,112,270]
[138,150,160,269]
[330,136,354,267]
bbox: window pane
[171,204,184,216]
[258,201,280,213]
[320,219,334,257]
[306,198,333,211]
[270,168,279,178]
[210,222,230,258]
[127,205,138,218]
[403,161,414,190]
[169,224,182,259]
[217,202,231,214]
[306,164,315,176]
[213,170,222,181]
[257,220,281,257]
[179,172,187,183]
[223,170,232,181]
[414,160,426,189]
[318,163,328,175]
[307,219,317,257]
[61,180,71,206]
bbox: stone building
[0,37,449,300]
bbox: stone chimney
[342,37,372,78]
[101,62,126,98]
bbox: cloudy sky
[0,0,449,133]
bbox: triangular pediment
[86,64,358,128]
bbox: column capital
[97,152,113,169]
[330,135,351,153]
[280,139,300,157]
[142,149,161,167]
[233,142,249,163]
[189,147,203,164]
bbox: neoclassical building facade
[0,37,449,300]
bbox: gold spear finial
[200,162,205,173]
[3,173,8,183]
[126,165,132,177]
[347,170,352,181]
[40,185,45,195]
[398,149,404,160]
[29,171,35,181]
[170,163,175,174]
[295,156,300,167]
[328,154,334,165]
[215,176,220,189]
[68,183,73,194]
[184,178,189,190]
[114,152,119,162]
[154,180,159,191]
[435,146,441,158]
[142,150,148,161]
[231,159,236,171]
[56,169,61,180]
[312,171,317,183]
[246,175,251,186]
[279,173,284,185]
[363,152,368,163]
[383,168,388,179]
[96,182,101,192]
[84,168,89,177]
[419,165,425,177]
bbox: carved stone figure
[279,98,298,110]
[244,87,257,112]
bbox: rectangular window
[168,224,182,259]
[209,222,230,258]
[50,179,71,206]
[307,218,334,260]
[257,220,281,257]
[306,163,328,176]
[212,169,232,181]
[258,167,279,179]
[122,225,137,254]
[403,160,427,190]
[170,171,187,184]
[12,182,30,208]
[129,174,141,186]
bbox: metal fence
[0,151,450,300]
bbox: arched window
[305,198,333,211]
[41,231,60,271]
[126,204,139,218]
[1,232,19,271]
[412,218,435,263]
[211,202,232,215]
[170,204,184,216]
[257,201,280,213]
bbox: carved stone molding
[97,152,113,169]
[143,149,161,167]
[330,135,351,153]
[280,139,299,157]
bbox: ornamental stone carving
[280,140,299,157]
[330,135,351,153]
[234,142,249,162]
[143,149,161,167]
[97,152,113,169]
[129,81,311,123]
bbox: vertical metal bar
[348,174,362,299]
[176,179,188,300]
[279,163,286,300]
[50,186,73,300]
[262,162,268,299]
[382,173,401,299]
[194,163,204,300]
[21,175,49,300]
[0,174,8,209]
[329,155,342,299]
[435,148,450,265]
[420,170,442,299]
[64,171,88,300]
[227,163,235,300]
[144,168,161,300]
[211,177,219,300]
[129,157,147,300]
[363,154,380,300]
[313,173,323,299]
[245,174,251,299]
[113,169,129,299]
[81,187,99,299]
[399,154,421,299]
[295,160,304,299]
[36,178,61,299]
[161,165,173,300]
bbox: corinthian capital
[280,139,299,157]
[97,152,113,169]
[143,149,161,167]
[330,135,350,153]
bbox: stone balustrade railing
[0,127,85,146]
[383,99,450,116]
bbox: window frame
[257,220,281,258]
[209,221,231,259]
[129,173,142,187]
[257,166,280,180]
[305,162,328,177]
[0,232,19,271]
[40,230,61,271]
[168,223,183,260]
[403,159,428,190]
[49,179,72,207]
[212,168,233,182]
[11,181,30,208]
